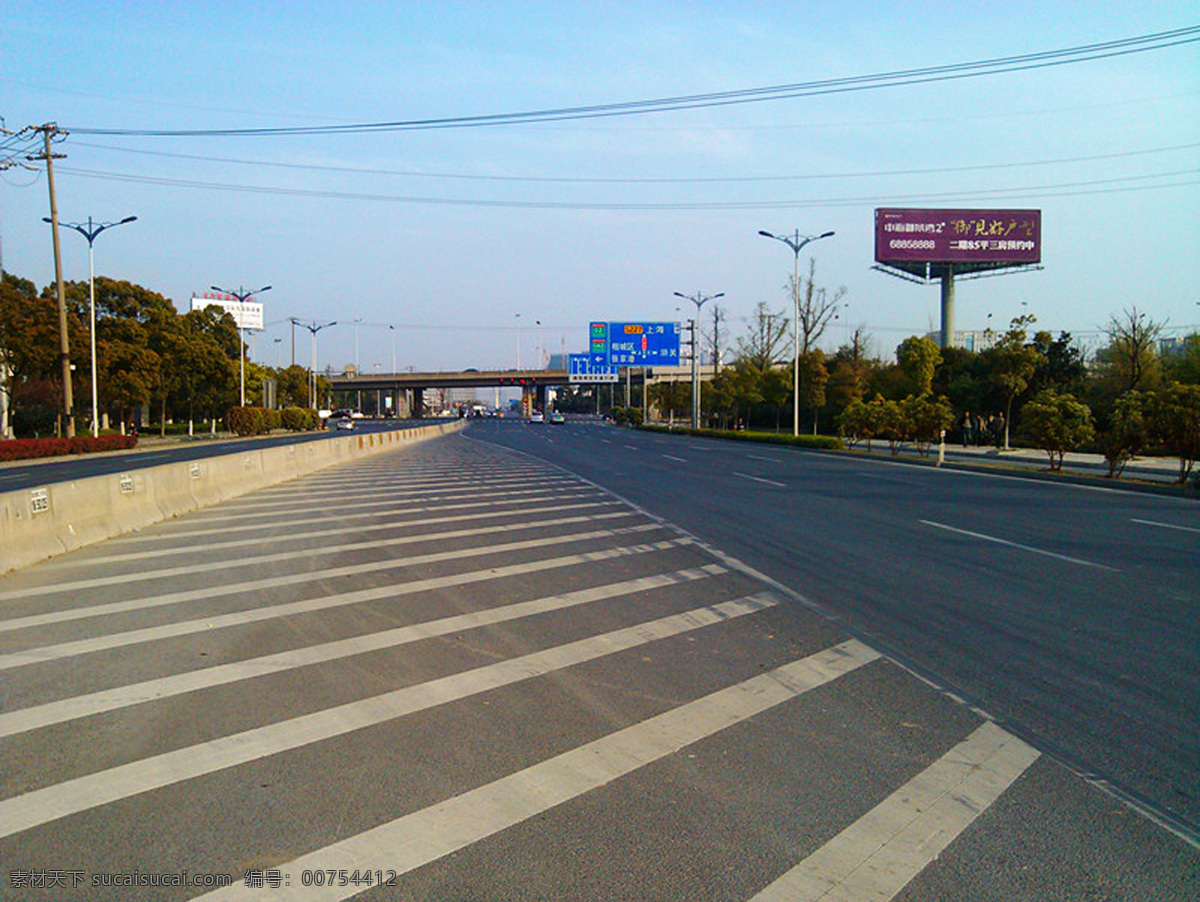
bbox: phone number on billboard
[888,239,936,250]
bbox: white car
[529,412,545,424]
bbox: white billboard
[190,293,265,330]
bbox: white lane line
[920,520,1120,572]
[747,454,782,463]
[0,594,783,840]
[0,536,690,670]
[748,721,1039,902]
[0,521,660,628]
[194,639,878,902]
[158,474,584,521]
[1132,517,1200,535]
[663,454,687,463]
[97,486,602,546]
[734,472,787,488]
[0,510,637,600]
[71,499,623,566]
[624,444,638,450]
[0,565,726,738]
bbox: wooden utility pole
[32,124,74,436]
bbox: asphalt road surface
[0,424,1194,900]
[471,420,1200,830]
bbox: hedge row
[223,407,282,436]
[280,407,320,431]
[641,423,844,451]
[0,434,138,462]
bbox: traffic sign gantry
[606,322,681,366]
[569,353,619,383]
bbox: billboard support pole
[940,265,955,349]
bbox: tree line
[635,302,1199,483]
[0,272,327,437]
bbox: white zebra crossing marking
[0,594,781,839]
[193,640,880,901]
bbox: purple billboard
[875,208,1041,266]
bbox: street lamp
[211,284,271,407]
[758,229,834,436]
[515,313,522,369]
[674,291,724,430]
[46,214,137,437]
[290,318,337,409]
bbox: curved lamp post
[47,215,137,436]
[758,229,834,436]
[290,318,337,409]
[211,284,271,407]
[674,291,724,430]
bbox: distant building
[924,330,999,353]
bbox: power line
[66,140,1200,186]
[54,163,1199,210]
[63,26,1200,137]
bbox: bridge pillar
[536,384,547,411]
[412,388,424,418]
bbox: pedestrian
[960,411,974,447]
[993,412,1006,449]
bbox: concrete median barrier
[0,420,466,574]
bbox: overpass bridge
[326,368,569,417]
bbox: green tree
[274,364,313,409]
[649,380,691,423]
[163,309,238,431]
[1020,389,1096,471]
[0,273,61,435]
[796,349,829,434]
[838,398,872,451]
[930,345,986,414]
[1163,333,1200,386]
[1030,331,1087,397]
[1100,391,1148,479]
[1146,382,1200,484]
[866,394,905,455]
[1095,307,1164,395]
[896,335,942,396]
[902,393,955,457]
[982,315,1044,449]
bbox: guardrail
[0,420,467,574]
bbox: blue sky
[2,2,1197,374]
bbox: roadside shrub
[610,407,628,426]
[280,407,318,431]
[640,424,842,451]
[0,434,137,462]
[224,406,277,436]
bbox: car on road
[550,411,565,425]
[332,416,354,430]
[529,411,545,424]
